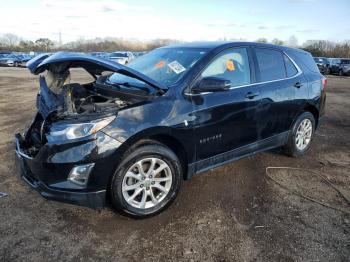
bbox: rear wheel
[283,111,315,157]
[110,143,182,218]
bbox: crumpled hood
[27,52,167,91]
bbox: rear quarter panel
[286,50,325,117]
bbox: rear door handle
[294,82,303,88]
[245,92,260,99]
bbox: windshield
[107,47,207,86]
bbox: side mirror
[192,76,231,93]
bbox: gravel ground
[0,67,349,261]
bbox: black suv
[15,42,326,217]
[329,58,350,75]
[313,57,330,75]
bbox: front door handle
[245,92,260,99]
[294,82,303,88]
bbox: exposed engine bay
[38,68,151,120]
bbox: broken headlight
[46,116,115,142]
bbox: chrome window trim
[185,50,302,96]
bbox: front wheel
[110,143,182,218]
[339,70,343,76]
[283,111,315,157]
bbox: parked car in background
[313,57,330,75]
[15,42,326,217]
[0,51,11,57]
[133,51,147,58]
[0,54,21,67]
[329,58,340,74]
[0,53,34,67]
[89,52,110,60]
[328,58,350,75]
[338,59,350,76]
[108,51,135,65]
[16,54,35,67]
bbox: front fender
[101,100,195,164]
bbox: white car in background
[108,51,135,65]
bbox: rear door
[252,47,307,140]
[190,47,261,163]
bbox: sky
[0,0,349,44]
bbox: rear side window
[284,55,298,77]
[292,51,319,73]
[201,48,251,87]
[255,48,285,81]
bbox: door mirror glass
[192,76,231,93]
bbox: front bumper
[14,131,121,209]
[15,153,106,208]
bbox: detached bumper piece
[15,134,106,209]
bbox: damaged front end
[18,52,166,157]
[14,52,166,208]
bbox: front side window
[255,48,285,82]
[200,48,251,87]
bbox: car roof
[162,41,308,54]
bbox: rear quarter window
[284,55,298,77]
[290,51,319,73]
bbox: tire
[110,143,182,218]
[339,70,343,76]
[283,111,315,157]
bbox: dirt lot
[0,67,349,261]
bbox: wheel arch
[303,104,319,128]
[109,128,190,181]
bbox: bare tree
[256,38,268,43]
[18,40,35,51]
[35,38,54,51]
[1,33,21,47]
[287,35,298,47]
[271,38,285,46]
[0,33,349,57]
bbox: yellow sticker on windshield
[226,60,235,71]
[155,60,166,68]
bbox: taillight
[322,77,327,90]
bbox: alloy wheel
[295,119,313,151]
[122,157,172,209]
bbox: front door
[190,47,260,168]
